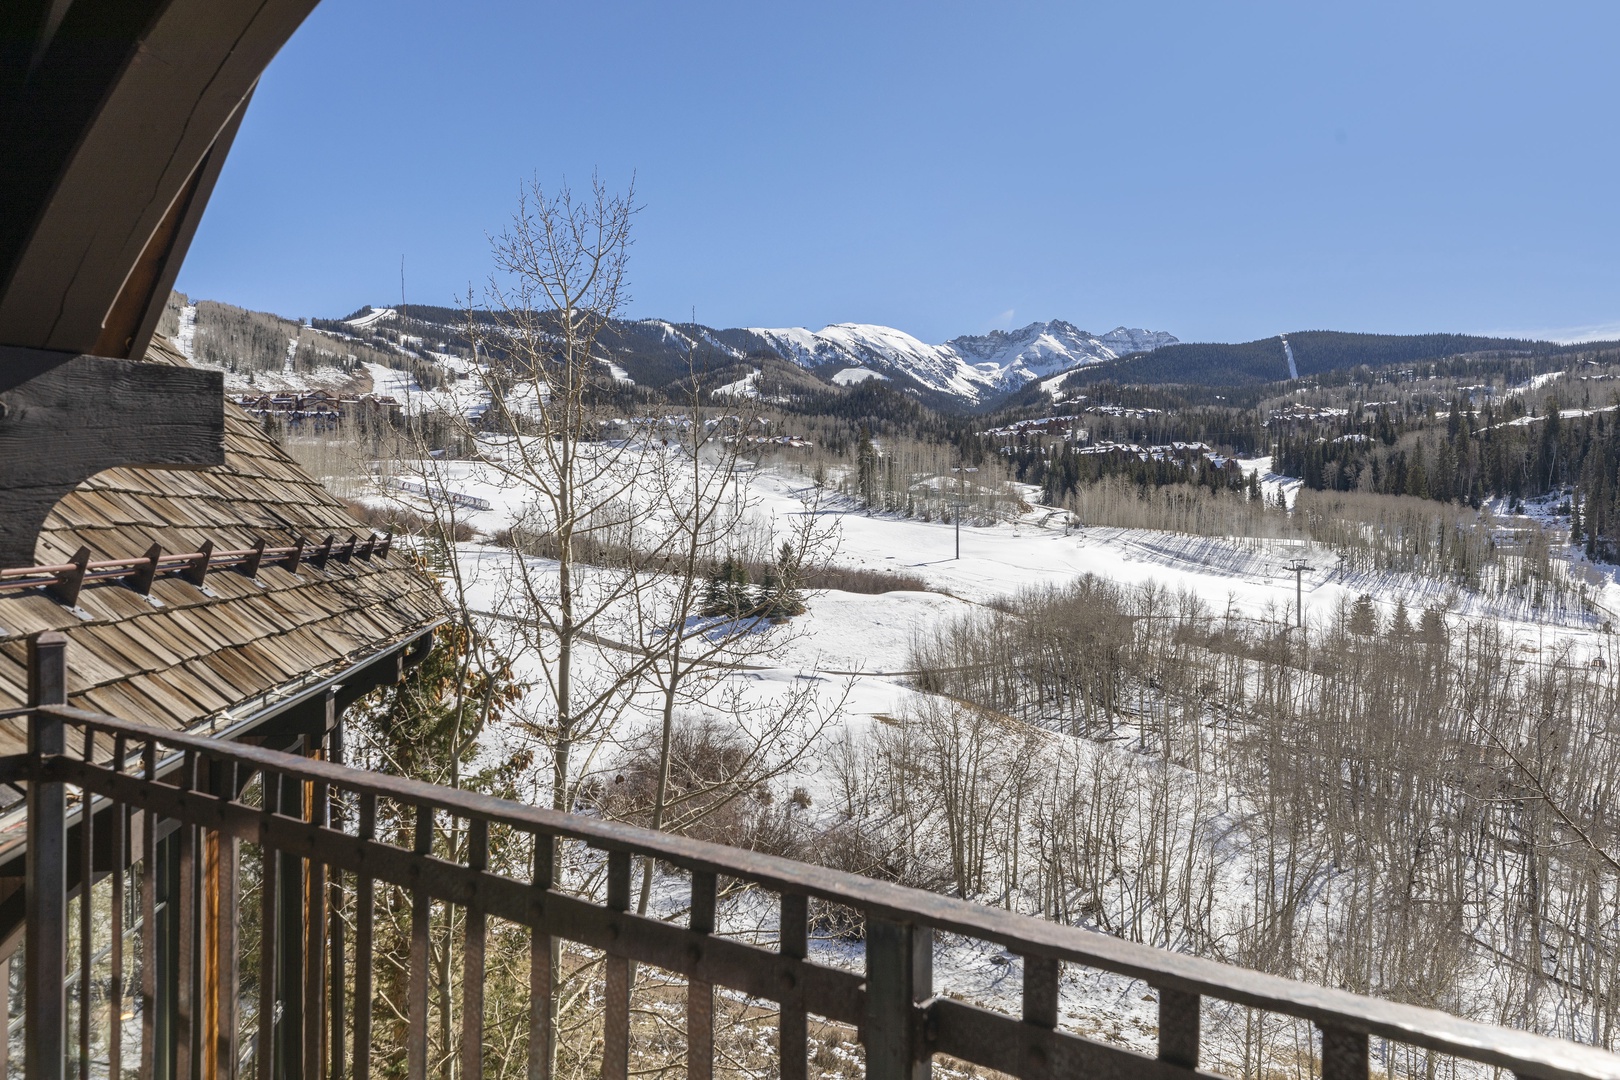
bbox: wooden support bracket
[310,535,334,571]
[239,538,266,578]
[46,547,89,607]
[127,544,161,595]
[182,539,214,588]
[283,537,305,574]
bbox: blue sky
[177,1,1620,346]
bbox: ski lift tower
[1285,558,1312,629]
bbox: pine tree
[1419,606,1447,647]
[702,555,735,616]
[757,540,807,620]
[1391,599,1412,640]
[702,554,756,618]
[857,424,878,507]
[1349,593,1378,637]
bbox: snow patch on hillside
[345,307,397,329]
[173,303,198,360]
[365,362,496,421]
[712,368,761,398]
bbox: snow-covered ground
[1235,454,1303,509]
[374,441,1615,791]
[1508,370,1565,397]
[365,361,492,420]
[355,441,1615,1058]
[712,368,761,398]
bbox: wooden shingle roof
[0,340,442,755]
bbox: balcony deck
[12,633,1620,1080]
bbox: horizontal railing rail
[18,636,1620,1080]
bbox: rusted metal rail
[16,633,1620,1080]
[0,531,393,605]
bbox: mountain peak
[743,318,1176,403]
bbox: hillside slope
[1060,330,1562,388]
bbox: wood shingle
[0,340,442,756]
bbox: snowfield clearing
[363,441,1619,1057]
[830,366,887,386]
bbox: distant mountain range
[329,305,1179,408]
[205,296,1593,412]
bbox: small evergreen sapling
[701,554,755,618]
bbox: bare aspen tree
[439,175,666,1076]
[462,174,658,817]
[417,175,855,1068]
[621,364,842,914]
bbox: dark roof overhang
[0,0,318,378]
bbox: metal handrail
[24,700,1620,1080]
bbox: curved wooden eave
[0,0,318,371]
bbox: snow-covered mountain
[287,301,1177,410]
[947,321,1179,387]
[746,319,1177,403]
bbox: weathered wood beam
[0,352,223,567]
[97,94,251,363]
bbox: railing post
[303,774,329,1080]
[353,793,376,1080]
[686,871,716,1080]
[141,742,160,1078]
[528,835,555,1080]
[1022,954,1059,1077]
[257,772,281,1080]
[108,738,127,1080]
[329,725,349,1080]
[1320,1025,1370,1080]
[78,728,96,1080]
[864,918,932,1080]
[406,805,432,1080]
[1157,987,1200,1070]
[176,753,199,1080]
[778,894,808,1080]
[276,769,307,1079]
[207,760,241,1080]
[26,631,69,1080]
[462,818,489,1080]
[601,849,632,1080]
[0,955,10,1078]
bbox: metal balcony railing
[13,629,1620,1080]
